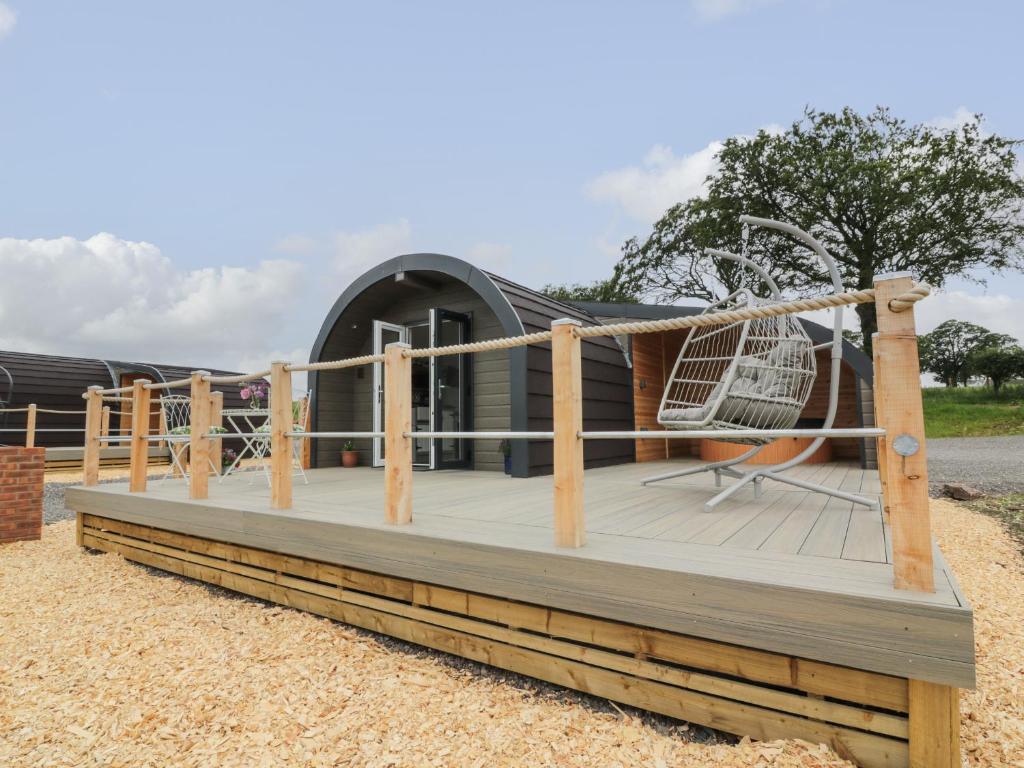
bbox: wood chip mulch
[0,500,1021,767]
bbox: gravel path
[43,476,163,525]
[928,435,1024,496]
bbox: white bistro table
[221,407,269,478]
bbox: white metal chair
[249,392,310,487]
[642,216,879,512]
[159,394,224,482]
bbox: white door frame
[407,319,434,470]
[371,320,407,467]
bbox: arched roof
[309,253,527,364]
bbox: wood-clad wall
[490,276,635,475]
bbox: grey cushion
[717,394,803,429]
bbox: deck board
[66,459,974,688]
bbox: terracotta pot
[341,450,359,468]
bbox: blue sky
[1,0,1022,375]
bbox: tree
[918,320,1014,387]
[968,346,1024,394]
[541,278,638,304]
[613,107,1024,356]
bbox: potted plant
[221,447,238,471]
[341,440,358,468]
[499,439,512,475]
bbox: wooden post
[909,679,960,767]
[552,319,585,548]
[129,379,151,493]
[83,387,103,487]
[383,342,412,525]
[300,394,312,470]
[189,372,212,500]
[270,364,293,510]
[100,405,111,439]
[873,273,934,592]
[24,403,36,448]
[209,391,224,478]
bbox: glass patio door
[431,309,472,469]
[371,320,406,468]
[372,311,471,470]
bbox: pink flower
[240,387,251,399]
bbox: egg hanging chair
[642,216,879,513]
[657,287,816,443]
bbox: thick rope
[404,330,555,358]
[204,370,271,385]
[73,284,931,406]
[888,284,931,312]
[288,354,385,373]
[35,408,87,414]
[0,407,30,413]
[143,377,192,391]
[575,284,930,339]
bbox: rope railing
[87,385,134,397]
[143,377,193,391]
[204,370,271,385]
[403,330,554,359]
[287,354,384,373]
[574,284,930,340]
[83,282,926,394]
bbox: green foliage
[342,440,355,451]
[969,346,1024,394]
[922,383,1024,438]
[541,278,638,304]
[918,319,1017,386]
[613,106,1024,355]
[842,329,864,350]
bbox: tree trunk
[856,302,878,358]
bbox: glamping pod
[309,254,875,476]
[0,350,248,452]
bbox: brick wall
[0,446,44,544]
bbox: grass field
[922,383,1024,438]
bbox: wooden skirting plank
[83,524,908,740]
[68,486,973,689]
[82,513,908,711]
[82,522,907,740]
[81,524,909,768]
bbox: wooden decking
[66,459,973,690]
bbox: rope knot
[888,283,931,313]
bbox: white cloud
[465,242,512,273]
[585,141,724,223]
[333,219,412,284]
[915,289,1024,343]
[691,0,775,22]
[927,106,976,131]
[0,3,16,39]
[0,233,304,373]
